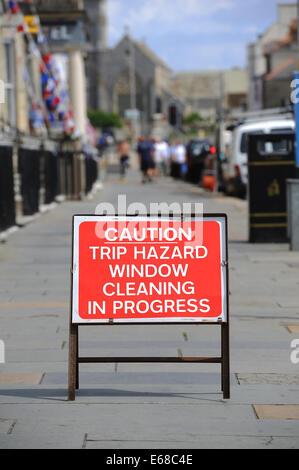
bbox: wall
[169,71,221,118]
[264,78,292,108]
[155,65,171,96]
[0,11,30,132]
[270,47,297,71]
[223,68,248,110]
[100,37,156,118]
[278,2,297,26]
[247,3,297,110]
[224,68,248,95]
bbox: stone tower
[84,0,108,51]
[98,0,108,51]
[84,0,108,109]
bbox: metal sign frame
[68,213,230,401]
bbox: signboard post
[68,214,230,400]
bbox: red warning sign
[71,216,228,323]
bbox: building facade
[0,0,99,237]
[169,68,248,120]
[0,4,38,134]
[247,2,297,110]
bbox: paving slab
[0,373,44,385]
[254,405,299,420]
[0,418,16,435]
[237,373,299,386]
[286,325,299,334]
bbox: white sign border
[71,215,228,324]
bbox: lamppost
[215,71,225,192]
[125,25,138,139]
[124,26,137,112]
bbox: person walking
[148,136,157,178]
[118,140,130,179]
[154,138,169,176]
[137,136,155,183]
[172,139,187,179]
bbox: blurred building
[223,68,248,111]
[169,68,248,119]
[247,2,297,110]
[101,35,183,125]
[87,35,184,132]
[0,3,41,134]
[0,0,99,237]
[170,71,221,120]
[263,19,298,109]
[84,0,184,133]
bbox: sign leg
[68,323,77,401]
[76,326,79,390]
[221,323,230,399]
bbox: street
[0,169,299,449]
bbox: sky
[107,0,294,71]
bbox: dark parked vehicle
[187,140,211,184]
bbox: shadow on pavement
[0,387,224,403]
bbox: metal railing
[0,139,100,233]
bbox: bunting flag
[8,1,20,14]
[4,0,84,140]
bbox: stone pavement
[0,169,299,449]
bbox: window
[156,97,162,114]
[3,40,16,127]
[240,131,264,153]
[270,128,293,153]
[270,128,293,134]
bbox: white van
[228,118,295,185]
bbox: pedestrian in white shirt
[172,139,187,179]
[155,139,169,176]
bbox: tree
[183,112,204,126]
[87,110,123,129]
[182,112,215,136]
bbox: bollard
[287,179,299,251]
[0,146,15,231]
[44,151,58,205]
[18,148,40,216]
[248,133,295,243]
